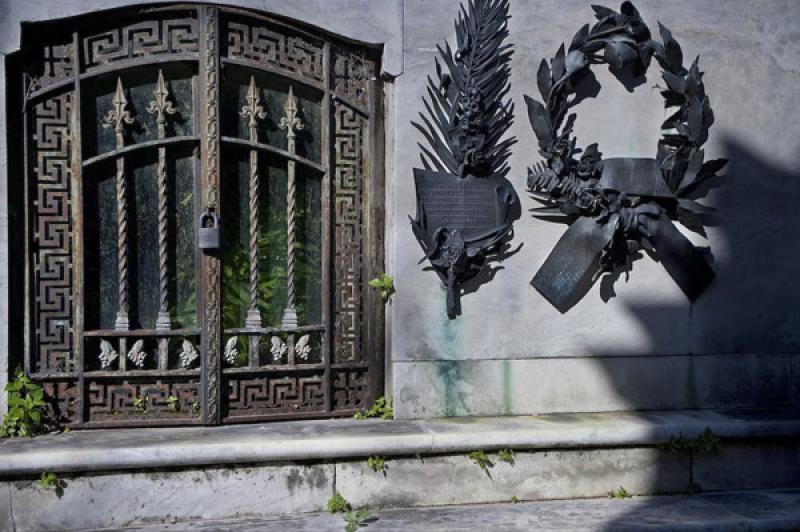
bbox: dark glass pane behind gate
[84,147,196,330]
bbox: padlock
[198,210,220,250]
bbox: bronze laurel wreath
[525,1,727,312]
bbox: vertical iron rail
[279,86,304,329]
[240,76,266,335]
[321,41,333,412]
[22,55,32,382]
[104,77,134,332]
[71,31,87,422]
[240,75,266,366]
[200,5,222,424]
[148,69,177,368]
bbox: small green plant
[39,472,58,490]
[663,427,721,454]
[468,450,494,478]
[511,495,519,504]
[354,396,393,420]
[327,491,352,514]
[367,455,387,475]
[39,472,66,497]
[607,486,631,499]
[1,366,49,438]
[498,448,515,465]
[343,509,371,532]
[415,453,425,463]
[166,395,180,411]
[133,395,150,413]
[369,273,395,302]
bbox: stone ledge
[0,409,798,478]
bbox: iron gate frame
[16,3,385,428]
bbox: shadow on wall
[600,136,800,528]
[598,135,800,357]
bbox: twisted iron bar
[279,86,304,328]
[240,76,267,328]
[148,69,177,332]
[104,77,136,331]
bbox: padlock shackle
[199,210,219,228]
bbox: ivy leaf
[524,95,554,150]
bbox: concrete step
[1,409,798,531]
[75,489,800,531]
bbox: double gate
[18,3,384,427]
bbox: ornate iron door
[18,4,384,428]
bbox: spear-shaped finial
[104,77,136,137]
[147,69,177,126]
[279,86,304,140]
[240,76,267,132]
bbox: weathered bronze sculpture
[410,0,519,318]
[525,1,727,312]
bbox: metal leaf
[537,59,552,100]
[524,95,553,149]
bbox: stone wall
[2,0,798,419]
[389,0,800,418]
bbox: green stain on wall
[436,360,464,417]
[433,313,469,416]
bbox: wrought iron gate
[18,4,384,427]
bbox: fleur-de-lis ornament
[104,77,136,135]
[279,86,304,139]
[127,339,147,368]
[295,334,312,361]
[224,336,239,365]
[98,339,118,369]
[179,339,199,368]
[147,70,177,126]
[270,336,287,362]
[240,76,267,130]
